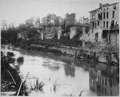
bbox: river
[1,46,119,96]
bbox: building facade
[79,17,90,24]
[89,2,119,46]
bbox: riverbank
[2,43,119,75]
[9,40,119,66]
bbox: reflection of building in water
[89,67,119,96]
[64,63,75,77]
[47,65,60,71]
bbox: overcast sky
[0,0,119,26]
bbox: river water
[2,46,119,96]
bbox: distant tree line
[1,14,90,46]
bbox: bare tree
[25,17,35,29]
[35,17,41,28]
[1,19,8,30]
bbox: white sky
[0,0,119,26]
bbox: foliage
[1,27,18,44]
[41,14,62,26]
[30,79,45,92]
[1,15,87,48]
[25,17,35,29]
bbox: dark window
[103,12,105,19]
[110,20,114,29]
[98,13,102,20]
[103,21,105,27]
[106,21,108,27]
[92,22,94,28]
[98,21,100,26]
[95,33,98,42]
[107,12,109,18]
[102,30,108,38]
[112,11,115,18]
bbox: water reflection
[16,50,96,96]
[64,62,75,77]
[89,65,119,96]
[42,59,60,71]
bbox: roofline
[110,2,119,5]
[89,2,119,13]
[89,8,99,13]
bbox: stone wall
[57,27,62,40]
[110,32,119,46]
[70,27,77,39]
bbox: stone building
[70,27,77,39]
[89,2,119,46]
[80,25,90,42]
[38,26,62,40]
[43,27,56,39]
[79,17,90,24]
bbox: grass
[53,80,60,92]
[30,79,45,93]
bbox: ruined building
[88,2,119,46]
[79,16,90,24]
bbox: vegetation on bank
[1,26,83,48]
[1,14,86,49]
[1,51,28,96]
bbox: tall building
[65,13,76,26]
[89,2,119,46]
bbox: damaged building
[88,2,119,46]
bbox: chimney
[99,3,102,8]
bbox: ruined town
[1,0,119,96]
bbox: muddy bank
[15,43,119,65]
[3,43,119,66]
